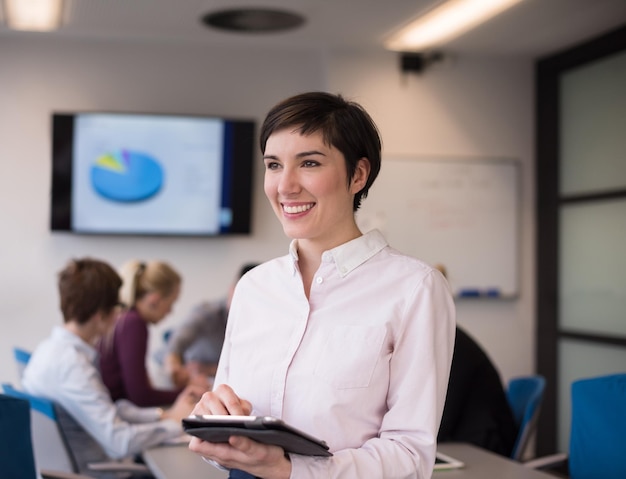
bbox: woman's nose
[277,167,301,195]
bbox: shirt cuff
[115,399,165,423]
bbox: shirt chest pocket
[313,325,387,389]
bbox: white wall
[328,51,535,382]
[0,36,534,389]
[0,36,325,385]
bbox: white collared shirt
[22,325,182,459]
[215,229,456,478]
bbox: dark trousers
[228,470,259,479]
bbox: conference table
[143,442,557,479]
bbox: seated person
[22,258,200,462]
[98,259,209,407]
[438,326,518,457]
[164,262,259,388]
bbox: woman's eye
[302,160,319,168]
[265,161,280,170]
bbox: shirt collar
[288,240,300,276]
[288,229,388,277]
[51,324,99,363]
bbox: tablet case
[182,415,332,457]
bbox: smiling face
[263,128,370,252]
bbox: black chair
[438,327,518,457]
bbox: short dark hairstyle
[58,258,122,324]
[259,91,382,211]
[238,262,259,279]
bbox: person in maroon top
[99,260,208,407]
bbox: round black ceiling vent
[201,8,305,33]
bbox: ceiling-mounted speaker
[400,52,443,74]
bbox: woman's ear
[350,157,371,193]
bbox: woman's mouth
[282,203,314,214]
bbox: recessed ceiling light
[385,0,525,52]
[3,0,65,32]
[201,8,305,33]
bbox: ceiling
[0,0,625,57]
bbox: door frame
[535,24,626,455]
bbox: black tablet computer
[182,415,332,457]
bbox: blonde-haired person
[99,260,208,407]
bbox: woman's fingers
[190,384,252,416]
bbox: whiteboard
[356,157,519,298]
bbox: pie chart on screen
[90,149,164,202]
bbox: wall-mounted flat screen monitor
[50,112,255,236]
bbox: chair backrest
[569,373,626,479]
[1,383,143,479]
[13,346,32,383]
[506,375,546,461]
[53,401,121,477]
[0,394,38,479]
[1,382,76,473]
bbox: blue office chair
[2,383,151,479]
[0,393,93,479]
[568,373,626,479]
[2,382,76,473]
[13,346,32,382]
[506,375,546,461]
[525,372,626,479]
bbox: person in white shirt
[188,91,456,479]
[23,258,202,461]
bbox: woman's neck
[64,320,98,346]
[296,225,363,298]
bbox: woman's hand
[189,435,292,479]
[165,353,189,388]
[191,383,252,416]
[188,384,292,479]
[162,384,209,422]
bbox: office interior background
[1,0,624,455]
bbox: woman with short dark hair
[189,92,456,479]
